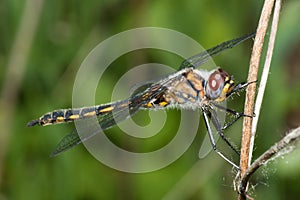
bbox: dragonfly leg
[212,103,254,131]
[208,106,241,156]
[226,80,257,98]
[202,108,240,170]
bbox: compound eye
[206,70,225,99]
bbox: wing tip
[49,150,60,158]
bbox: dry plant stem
[240,127,300,190]
[238,0,281,197]
[239,0,275,176]
[238,0,281,199]
[249,0,281,171]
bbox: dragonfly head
[205,68,235,102]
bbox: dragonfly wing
[50,129,81,157]
[50,71,188,156]
[179,32,255,70]
[50,100,141,157]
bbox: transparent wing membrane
[50,83,170,156]
[50,99,140,156]
[180,32,255,69]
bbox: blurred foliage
[1,0,300,199]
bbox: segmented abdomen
[27,83,168,127]
[27,104,115,127]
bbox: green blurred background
[1,0,300,199]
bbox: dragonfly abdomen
[27,105,114,127]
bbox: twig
[249,0,281,172]
[239,127,300,192]
[238,0,281,199]
[239,0,275,178]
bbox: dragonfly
[27,32,255,169]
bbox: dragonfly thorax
[139,67,236,110]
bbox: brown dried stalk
[238,0,281,199]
